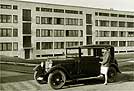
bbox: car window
[66,49,79,58]
[81,48,93,57]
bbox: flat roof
[5,0,134,13]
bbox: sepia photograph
[0,0,134,91]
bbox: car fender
[109,63,121,73]
[33,65,42,71]
[47,65,72,80]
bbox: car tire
[34,71,46,84]
[108,67,117,83]
[48,70,66,90]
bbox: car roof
[66,44,114,49]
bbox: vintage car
[33,44,120,89]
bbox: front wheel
[34,71,46,84]
[48,70,66,90]
[108,67,117,83]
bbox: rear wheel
[108,67,117,83]
[48,70,66,90]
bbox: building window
[13,42,18,51]
[66,18,78,25]
[99,31,110,37]
[79,11,83,14]
[41,17,52,24]
[23,23,31,34]
[80,42,83,45]
[100,41,110,45]
[23,9,31,21]
[86,25,92,35]
[111,13,118,17]
[36,7,40,11]
[41,8,52,12]
[127,22,134,28]
[66,42,79,47]
[80,19,83,26]
[0,28,12,37]
[119,31,126,37]
[119,14,126,18]
[119,41,126,47]
[42,42,53,49]
[95,12,98,16]
[41,29,53,37]
[127,32,134,37]
[111,31,118,37]
[36,29,40,37]
[36,42,40,50]
[54,18,64,25]
[111,21,118,27]
[36,16,40,24]
[54,42,64,49]
[95,20,98,26]
[36,55,40,57]
[99,20,109,27]
[13,29,18,37]
[80,30,83,37]
[119,21,125,27]
[54,9,64,13]
[13,5,18,10]
[0,14,12,23]
[66,30,79,37]
[86,14,92,24]
[0,43,12,51]
[13,15,18,23]
[0,4,12,9]
[54,30,64,37]
[127,41,134,46]
[127,15,134,18]
[111,41,118,47]
[65,10,78,14]
[87,36,92,44]
[95,30,99,37]
[99,12,109,16]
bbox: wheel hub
[37,77,43,80]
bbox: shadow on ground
[62,72,134,89]
[116,72,134,83]
[0,74,33,83]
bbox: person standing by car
[100,47,111,85]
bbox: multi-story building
[0,0,134,59]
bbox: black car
[33,44,120,89]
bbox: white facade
[0,0,134,59]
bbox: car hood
[46,57,78,64]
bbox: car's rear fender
[110,63,121,73]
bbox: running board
[66,75,104,83]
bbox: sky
[19,0,134,11]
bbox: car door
[79,56,101,77]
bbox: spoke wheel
[108,67,117,83]
[48,70,66,90]
[34,71,46,84]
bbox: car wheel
[48,70,66,90]
[34,71,46,84]
[108,67,117,83]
